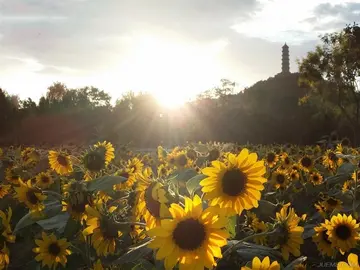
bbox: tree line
[0,23,359,147]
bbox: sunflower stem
[115,221,147,227]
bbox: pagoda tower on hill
[281,43,290,73]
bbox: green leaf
[14,202,62,233]
[87,176,127,192]
[302,224,316,239]
[37,212,69,232]
[337,162,356,175]
[186,174,206,195]
[63,217,81,240]
[226,215,237,239]
[326,173,350,186]
[131,259,156,270]
[111,240,153,265]
[170,169,198,185]
[225,241,282,261]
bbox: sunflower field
[1,140,360,270]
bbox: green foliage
[299,23,360,142]
[87,175,128,193]
[14,201,62,233]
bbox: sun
[113,34,226,108]
[154,92,189,108]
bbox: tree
[21,98,37,111]
[299,23,360,142]
[46,82,68,101]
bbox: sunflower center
[144,183,161,218]
[222,169,247,196]
[85,152,105,172]
[301,157,312,168]
[267,153,276,163]
[313,175,319,182]
[209,149,220,161]
[26,190,39,205]
[176,154,188,167]
[71,202,86,213]
[57,155,68,166]
[335,225,351,240]
[119,171,130,178]
[172,218,206,250]
[101,218,119,239]
[276,174,286,184]
[321,230,332,244]
[41,176,50,183]
[284,157,290,165]
[48,242,61,256]
[327,198,338,206]
[328,152,338,162]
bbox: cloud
[304,2,360,32]
[0,0,262,74]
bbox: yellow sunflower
[0,185,11,199]
[201,148,267,215]
[271,170,289,190]
[62,180,93,221]
[136,174,172,229]
[157,145,166,162]
[294,264,307,270]
[48,151,73,175]
[337,253,360,270]
[94,141,115,165]
[265,152,278,168]
[322,150,340,170]
[280,153,292,168]
[299,155,313,172]
[35,171,54,189]
[83,149,107,172]
[21,147,40,166]
[33,232,71,269]
[82,204,122,257]
[113,168,136,190]
[0,244,10,270]
[245,211,259,227]
[312,223,335,257]
[241,256,280,270]
[322,197,343,213]
[289,170,300,181]
[325,213,360,254]
[0,208,16,243]
[252,220,268,245]
[157,164,171,178]
[352,171,360,182]
[92,259,104,270]
[342,180,354,193]
[147,195,229,270]
[174,151,194,169]
[14,180,47,216]
[310,172,323,185]
[5,167,21,185]
[126,157,143,176]
[272,204,303,261]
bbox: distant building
[281,43,290,74]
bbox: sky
[0,0,360,106]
